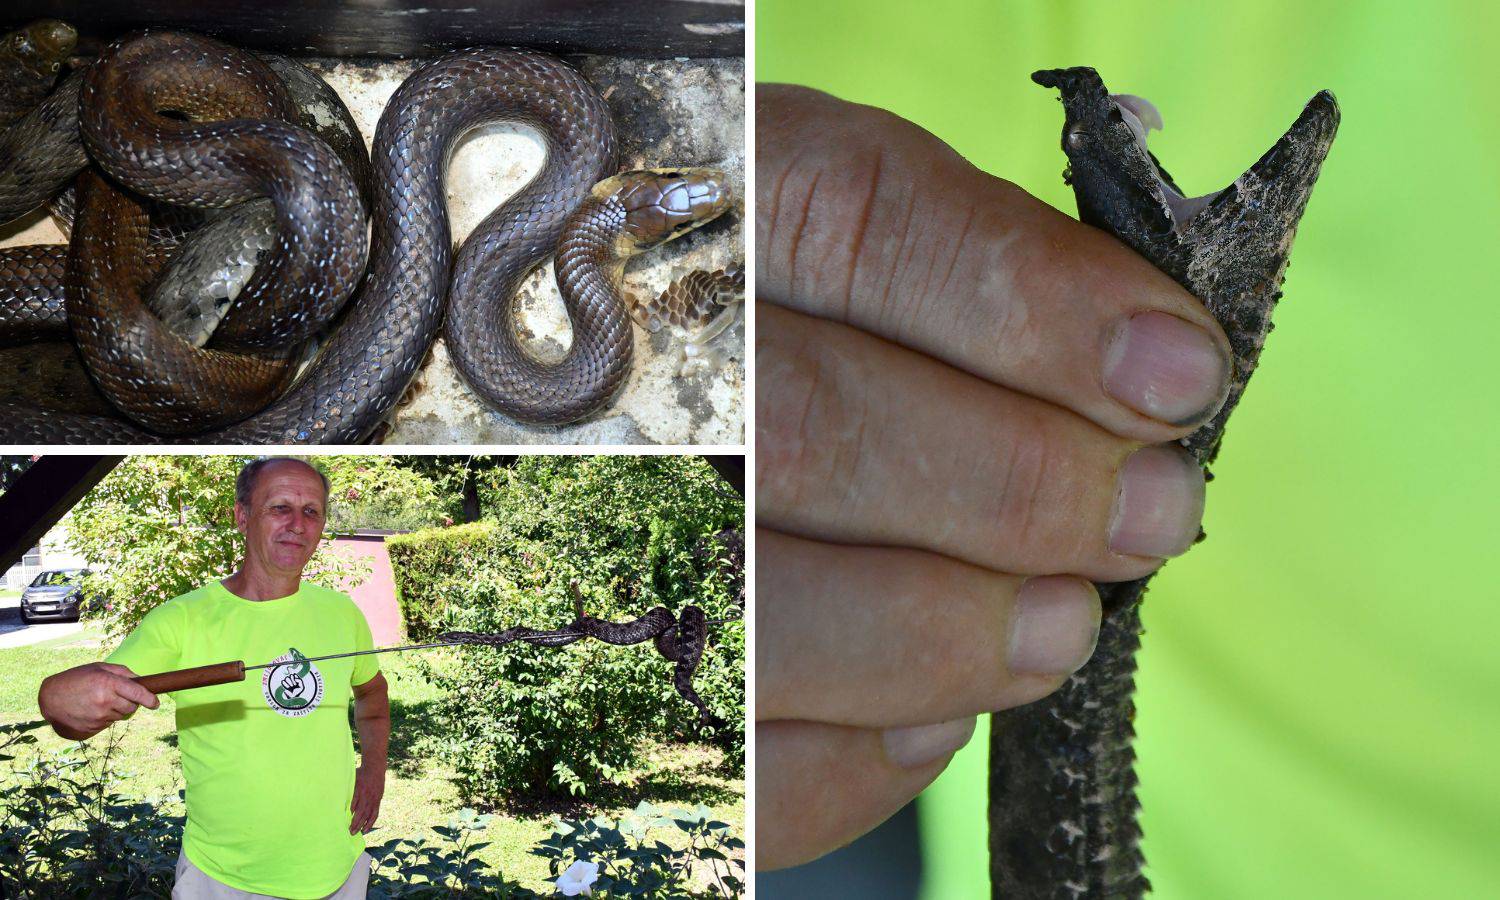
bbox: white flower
[555,860,600,896]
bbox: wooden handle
[134,661,246,694]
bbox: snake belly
[0,46,618,443]
[987,69,1339,900]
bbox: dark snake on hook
[438,598,723,727]
[0,29,739,441]
[987,69,1338,899]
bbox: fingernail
[1104,312,1230,426]
[1009,576,1101,676]
[1109,444,1206,558]
[881,716,977,769]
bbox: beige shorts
[171,850,372,900]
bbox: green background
[757,1,1500,897]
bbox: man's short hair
[235,458,331,507]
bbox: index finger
[756,84,1231,441]
[107,671,160,710]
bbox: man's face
[234,462,328,579]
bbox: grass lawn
[0,627,744,893]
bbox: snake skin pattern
[0,243,66,345]
[0,69,86,225]
[987,68,1339,899]
[638,262,744,336]
[0,45,623,442]
[438,603,720,725]
[446,165,731,424]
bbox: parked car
[19,569,92,624]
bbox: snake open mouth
[1107,93,1217,234]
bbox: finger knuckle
[756,327,873,519]
[983,420,1079,564]
[760,101,922,315]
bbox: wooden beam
[703,455,742,496]
[2,1,744,58]
[0,456,121,573]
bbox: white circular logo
[261,648,324,718]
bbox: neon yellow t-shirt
[107,580,380,899]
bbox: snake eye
[1066,129,1087,150]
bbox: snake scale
[0,23,740,441]
[986,70,1338,898]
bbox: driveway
[0,592,84,649]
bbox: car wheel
[19,610,31,625]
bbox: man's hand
[756,85,1230,869]
[349,761,385,835]
[350,672,390,835]
[37,662,160,741]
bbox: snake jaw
[1037,67,1207,236]
[1035,67,1340,257]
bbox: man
[38,457,391,900]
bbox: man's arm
[37,663,161,741]
[349,672,389,835]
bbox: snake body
[438,602,720,725]
[0,37,740,441]
[69,33,368,433]
[0,69,86,226]
[987,69,1339,899]
[446,166,732,424]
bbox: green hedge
[387,522,504,641]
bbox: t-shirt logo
[261,648,324,718]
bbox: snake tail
[988,68,1338,899]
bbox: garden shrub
[421,457,745,801]
[319,457,451,534]
[532,802,745,898]
[367,808,520,897]
[0,732,743,898]
[0,730,183,898]
[387,522,503,640]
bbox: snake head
[1033,67,1339,252]
[594,167,734,253]
[7,19,77,77]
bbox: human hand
[37,662,160,741]
[349,762,385,835]
[755,85,1231,869]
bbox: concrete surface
[0,54,745,445]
